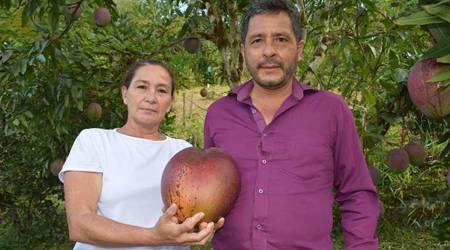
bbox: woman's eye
[137,85,147,89]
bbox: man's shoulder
[207,94,239,113]
[305,88,348,106]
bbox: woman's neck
[118,122,166,141]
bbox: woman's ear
[121,86,128,104]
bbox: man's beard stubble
[247,58,297,90]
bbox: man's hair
[241,0,303,43]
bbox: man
[203,0,379,249]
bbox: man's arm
[203,111,215,149]
[333,98,380,250]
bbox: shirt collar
[230,78,315,103]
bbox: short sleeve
[179,139,192,149]
[58,129,103,182]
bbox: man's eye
[251,38,262,44]
[276,37,288,42]
[158,89,168,93]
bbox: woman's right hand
[152,203,215,246]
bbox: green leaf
[394,68,409,83]
[19,59,28,75]
[435,0,450,4]
[438,54,450,63]
[422,37,450,59]
[184,4,194,17]
[48,1,60,33]
[0,0,12,9]
[18,115,28,129]
[440,141,450,158]
[426,23,450,44]
[362,89,376,108]
[437,130,450,144]
[395,10,445,25]
[1,49,13,63]
[238,0,250,10]
[379,79,397,93]
[422,3,450,22]
[36,54,46,62]
[21,3,30,27]
[426,68,450,82]
[361,0,377,12]
[24,111,34,118]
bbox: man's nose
[263,41,276,57]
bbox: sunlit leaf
[426,23,450,44]
[422,37,450,59]
[396,10,444,25]
[422,2,450,22]
[426,68,450,82]
[437,54,450,64]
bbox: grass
[4,217,446,250]
[376,220,449,249]
[169,85,229,145]
[190,219,449,250]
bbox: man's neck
[250,79,293,125]
[250,79,293,104]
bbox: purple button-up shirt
[204,79,379,250]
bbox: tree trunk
[204,0,243,90]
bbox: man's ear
[240,44,245,63]
[297,40,305,61]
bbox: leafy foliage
[0,1,206,247]
[0,0,449,247]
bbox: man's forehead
[250,10,286,19]
[247,12,294,35]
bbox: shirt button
[256,224,263,230]
[262,133,267,137]
[251,109,256,114]
[262,159,267,164]
[258,188,264,194]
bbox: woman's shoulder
[165,136,192,150]
[76,128,116,141]
[77,128,111,135]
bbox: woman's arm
[64,171,214,247]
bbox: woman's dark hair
[122,59,175,96]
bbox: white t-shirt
[59,128,191,250]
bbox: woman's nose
[144,90,157,103]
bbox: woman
[59,60,223,249]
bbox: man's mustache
[257,59,283,68]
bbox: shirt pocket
[269,137,334,194]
